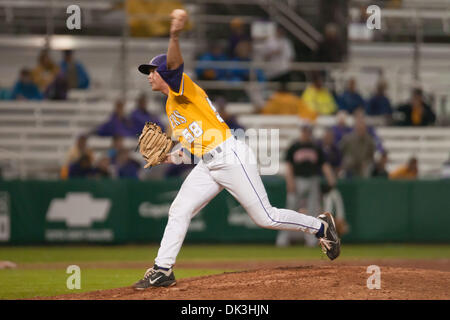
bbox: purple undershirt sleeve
[157,63,184,93]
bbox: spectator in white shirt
[260,26,295,82]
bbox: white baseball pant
[155,137,323,268]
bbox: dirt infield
[38,260,450,300]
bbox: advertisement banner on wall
[1,179,449,244]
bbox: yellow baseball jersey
[165,73,232,157]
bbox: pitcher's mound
[44,265,449,300]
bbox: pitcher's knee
[254,217,277,229]
[247,206,278,229]
[168,199,192,222]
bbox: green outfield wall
[0,178,448,244]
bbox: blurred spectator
[215,97,244,130]
[10,69,42,100]
[129,93,164,135]
[260,26,295,82]
[61,135,94,179]
[441,153,450,179]
[95,99,133,137]
[31,49,59,92]
[366,80,393,116]
[108,135,124,165]
[116,149,141,179]
[318,127,342,174]
[165,163,194,178]
[301,73,337,115]
[389,157,418,180]
[322,190,349,237]
[332,111,352,144]
[357,4,370,23]
[316,23,345,62]
[229,41,265,82]
[0,83,11,100]
[65,135,94,166]
[354,108,385,153]
[331,83,346,111]
[348,4,375,41]
[68,154,95,178]
[44,72,68,100]
[93,156,112,179]
[196,43,228,81]
[321,130,348,237]
[228,18,250,59]
[278,123,336,247]
[340,119,376,178]
[60,50,90,89]
[394,89,436,126]
[371,151,389,178]
[260,82,317,121]
[339,78,365,114]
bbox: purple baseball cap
[138,54,167,75]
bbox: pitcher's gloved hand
[137,122,174,168]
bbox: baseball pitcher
[133,9,341,289]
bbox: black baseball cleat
[317,212,341,260]
[133,265,176,290]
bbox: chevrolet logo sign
[46,193,111,227]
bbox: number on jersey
[182,121,203,143]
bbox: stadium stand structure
[0,1,449,180]
[0,100,448,179]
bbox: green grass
[1,244,449,263]
[0,244,449,299]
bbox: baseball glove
[138,122,174,168]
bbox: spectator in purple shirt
[95,99,134,137]
[319,128,342,174]
[116,149,141,179]
[44,71,68,100]
[129,93,164,135]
